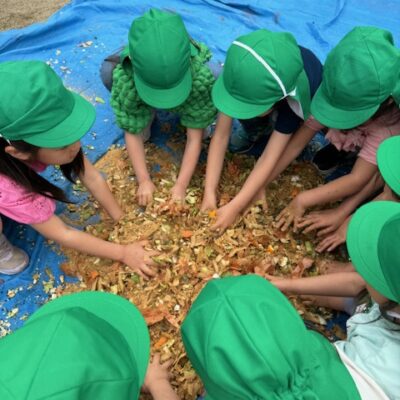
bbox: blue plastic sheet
[1,0,399,333]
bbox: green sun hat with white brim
[0,291,150,399]
[181,275,361,400]
[0,61,95,148]
[377,136,400,195]
[212,29,311,120]
[129,8,192,109]
[311,26,400,129]
[347,201,400,303]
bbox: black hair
[370,96,400,124]
[342,96,400,133]
[0,138,84,203]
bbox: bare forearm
[204,113,232,194]
[79,156,123,221]
[175,128,202,190]
[32,216,124,262]
[334,172,383,216]
[231,131,291,210]
[125,131,151,183]
[300,157,377,208]
[267,125,317,184]
[275,272,365,297]
[149,383,180,400]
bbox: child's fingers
[275,212,288,229]
[152,353,161,364]
[276,208,288,222]
[316,225,336,237]
[210,224,224,235]
[296,218,314,229]
[161,358,173,369]
[316,235,338,253]
[134,268,147,280]
[146,250,160,257]
[281,215,294,232]
[327,240,341,252]
[301,221,322,234]
[144,257,158,268]
[140,264,156,277]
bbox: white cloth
[335,345,389,400]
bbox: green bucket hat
[311,26,400,129]
[212,29,311,119]
[129,8,192,109]
[377,136,400,195]
[181,275,360,400]
[0,291,150,399]
[0,61,95,148]
[347,201,400,303]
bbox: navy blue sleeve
[274,100,303,134]
[274,46,323,134]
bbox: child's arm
[316,217,350,253]
[31,215,157,278]
[269,271,366,297]
[142,354,179,400]
[211,130,291,231]
[297,171,383,236]
[79,155,123,222]
[276,157,377,231]
[125,131,156,206]
[201,113,233,211]
[264,124,319,187]
[315,178,389,253]
[211,124,318,231]
[171,127,203,202]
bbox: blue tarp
[1,0,399,332]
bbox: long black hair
[0,138,85,203]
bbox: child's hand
[170,183,186,203]
[142,354,173,394]
[121,241,158,279]
[297,209,344,236]
[211,203,239,233]
[137,180,156,206]
[275,196,306,232]
[264,274,290,293]
[201,191,217,212]
[316,219,348,253]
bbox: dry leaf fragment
[181,230,193,239]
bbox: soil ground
[0,0,68,31]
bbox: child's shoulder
[189,41,215,90]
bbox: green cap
[129,8,192,109]
[181,275,360,400]
[347,201,400,303]
[0,292,150,399]
[0,61,95,148]
[377,136,400,195]
[311,26,400,129]
[212,29,311,119]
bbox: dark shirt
[274,46,323,134]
